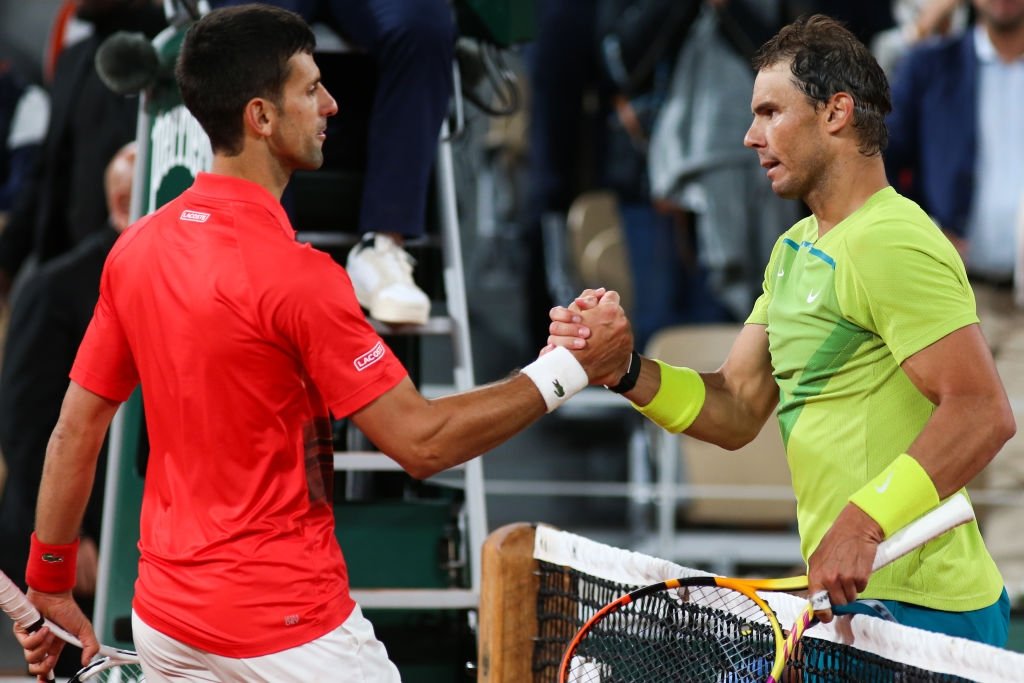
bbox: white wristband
[521,346,589,413]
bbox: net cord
[535,524,1024,683]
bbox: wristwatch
[606,349,641,394]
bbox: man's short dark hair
[176,4,316,155]
[752,14,891,156]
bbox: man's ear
[243,97,275,139]
[824,92,855,134]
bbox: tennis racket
[558,494,975,683]
[0,570,144,682]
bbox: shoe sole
[369,299,430,326]
[351,280,429,326]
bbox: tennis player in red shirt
[15,5,631,681]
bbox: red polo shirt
[71,173,407,657]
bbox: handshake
[520,288,637,412]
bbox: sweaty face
[268,52,338,173]
[743,63,828,202]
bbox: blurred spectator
[210,0,455,326]
[525,0,764,352]
[0,61,48,223]
[647,1,802,325]
[0,0,164,304]
[0,141,136,674]
[522,0,608,350]
[598,0,740,351]
[885,0,1024,601]
[872,0,969,75]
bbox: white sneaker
[346,233,430,325]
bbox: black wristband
[606,349,641,394]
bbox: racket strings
[565,586,776,683]
[71,659,145,683]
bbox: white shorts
[131,605,402,682]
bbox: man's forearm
[626,358,777,449]
[420,374,548,474]
[34,383,120,543]
[354,373,548,480]
[34,420,105,543]
[907,394,1015,498]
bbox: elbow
[687,418,764,451]
[979,400,1017,469]
[994,404,1017,453]
[395,442,448,480]
[717,432,758,451]
[403,464,434,481]
[718,415,767,450]
[397,452,436,480]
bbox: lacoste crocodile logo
[553,380,565,398]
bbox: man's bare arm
[900,323,1015,494]
[352,291,634,478]
[808,323,1015,619]
[18,381,119,675]
[35,382,120,544]
[549,293,778,449]
[633,324,779,449]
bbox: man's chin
[770,182,800,201]
[296,155,325,172]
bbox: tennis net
[526,525,1024,683]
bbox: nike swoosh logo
[777,268,785,278]
[806,290,820,303]
[875,472,895,494]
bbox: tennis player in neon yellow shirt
[548,15,1014,646]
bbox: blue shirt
[966,26,1024,279]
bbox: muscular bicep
[349,377,432,467]
[900,324,1003,405]
[899,324,1015,496]
[58,381,121,438]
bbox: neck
[986,23,1024,62]
[805,154,889,236]
[211,147,291,200]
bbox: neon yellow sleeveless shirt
[747,187,1002,610]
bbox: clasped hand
[544,287,633,388]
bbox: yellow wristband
[633,360,706,433]
[848,453,940,537]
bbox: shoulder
[840,192,957,266]
[260,240,347,298]
[107,209,161,259]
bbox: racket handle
[0,570,86,648]
[0,572,57,682]
[0,571,45,632]
[872,494,974,570]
